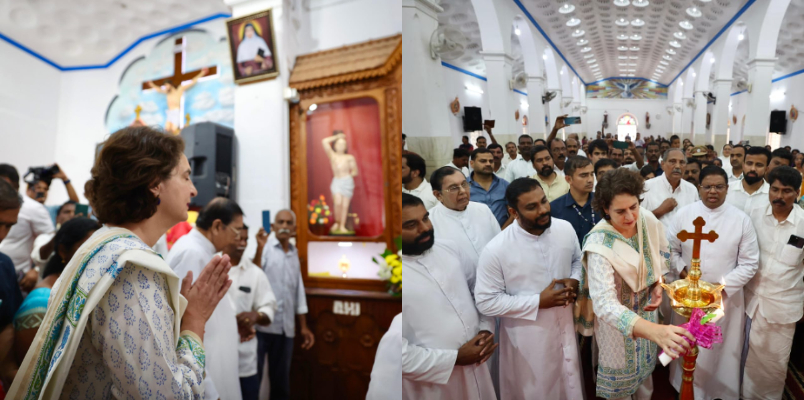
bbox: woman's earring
[157,196,161,205]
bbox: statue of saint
[322,131,358,234]
[147,67,208,134]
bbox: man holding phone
[743,166,804,399]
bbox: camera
[24,165,60,186]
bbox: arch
[745,0,791,60]
[543,48,560,90]
[714,24,747,80]
[469,0,506,54]
[616,113,638,141]
[682,67,696,99]
[695,50,716,92]
[560,65,573,100]
[672,78,684,103]
[512,16,544,78]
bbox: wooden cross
[677,216,719,259]
[141,37,217,90]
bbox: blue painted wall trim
[669,0,756,86]
[587,77,668,87]
[513,89,527,96]
[0,13,231,71]
[441,61,488,81]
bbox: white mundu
[402,239,496,400]
[429,202,501,289]
[168,229,242,400]
[726,179,769,214]
[474,219,584,399]
[742,204,804,399]
[666,201,759,400]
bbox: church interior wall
[729,72,804,149]
[0,40,62,199]
[584,97,672,141]
[728,89,770,147]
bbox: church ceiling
[0,0,230,68]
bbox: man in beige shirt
[531,145,569,202]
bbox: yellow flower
[385,254,399,264]
[392,266,401,277]
[390,275,400,284]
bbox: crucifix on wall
[142,37,218,134]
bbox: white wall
[0,40,61,196]
[584,98,672,140]
[729,73,804,149]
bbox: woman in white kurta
[474,178,584,399]
[8,126,234,399]
[666,166,759,400]
[578,169,693,400]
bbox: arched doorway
[616,113,638,141]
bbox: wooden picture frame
[288,35,402,292]
[226,9,279,84]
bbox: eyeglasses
[229,225,244,240]
[443,181,470,194]
[700,184,727,192]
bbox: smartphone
[788,234,804,249]
[262,210,272,234]
[613,141,629,150]
[75,204,89,217]
[564,116,581,125]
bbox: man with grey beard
[257,209,315,400]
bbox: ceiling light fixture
[560,70,564,75]
[567,17,581,27]
[628,63,637,66]
[619,56,628,59]
[632,0,649,6]
[669,40,681,48]
[616,18,630,26]
[572,29,585,37]
[738,33,744,41]
[584,54,595,58]
[710,57,715,64]
[587,59,597,64]
[581,47,592,52]
[543,54,547,60]
[686,7,702,18]
[628,69,636,72]
[631,19,645,27]
[618,46,628,51]
[577,39,589,45]
[679,20,693,30]
[663,55,672,60]
[629,56,638,59]
[614,0,630,7]
[628,74,635,77]
[666,49,676,55]
[515,27,521,36]
[619,63,628,66]
[660,60,669,65]
[674,32,687,40]
[559,4,576,14]
[630,46,639,51]
[618,34,629,40]
[631,35,642,40]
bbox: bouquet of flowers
[308,195,331,225]
[374,237,402,296]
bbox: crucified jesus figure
[147,67,208,134]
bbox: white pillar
[402,0,449,139]
[672,103,683,135]
[741,58,776,144]
[483,52,515,136]
[709,79,732,144]
[526,75,547,139]
[681,97,694,139]
[693,90,708,139]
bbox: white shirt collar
[433,202,467,218]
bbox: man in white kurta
[666,167,759,400]
[474,181,584,399]
[367,313,402,400]
[642,149,699,227]
[429,167,501,288]
[169,225,243,400]
[742,168,804,399]
[401,194,496,400]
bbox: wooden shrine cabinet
[287,35,401,400]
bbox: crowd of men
[401,117,804,400]
[0,163,314,400]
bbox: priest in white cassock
[743,167,804,399]
[428,166,501,288]
[169,198,246,400]
[401,193,498,400]
[366,313,402,400]
[666,166,759,400]
[474,178,584,399]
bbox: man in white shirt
[502,142,520,166]
[505,135,538,182]
[475,178,584,399]
[429,167,501,288]
[634,132,645,148]
[257,209,314,400]
[642,149,698,227]
[487,143,508,181]
[549,138,568,175]
[225,225,277,400]
[0,164,55,292]
[726,144,745,183]
[402,153,439,210]
[367,313,402,400]
[401,193,498,400]
[168,197,246,400]
[743,166,804,399]
[667,166,759,399]
[727,146,770,214]
[445,148,471,178]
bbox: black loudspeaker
[770,110,787,134]
[463,106,483,131]
[180,122,237,208]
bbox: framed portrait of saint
[226,9,279,84]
